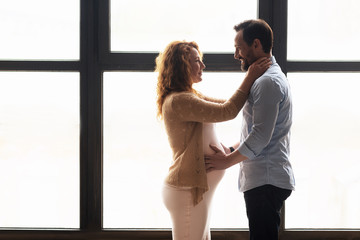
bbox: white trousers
[162,170,225,240]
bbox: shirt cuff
[238,143,256,159]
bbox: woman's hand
[246,57,272,80]
[239,57,271,93]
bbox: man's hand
[205,144,248,173]
[220,143,231,154]
[205,145,231,173]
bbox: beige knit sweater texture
[162,87,248,205]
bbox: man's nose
[234,53,241,60]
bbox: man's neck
[261,53,272,58]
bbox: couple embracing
[156,19,295,240]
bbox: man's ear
[253,39,261,49]
[252,39,265,55]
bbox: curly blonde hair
[155,40,202,119]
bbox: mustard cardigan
[162,87,248,205]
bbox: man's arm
[238,77,282,158]
[205,144,247,172]
[205,76,283,171]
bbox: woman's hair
[155,40,202,119]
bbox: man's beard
[241,58,250,72]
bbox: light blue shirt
[238,56,295,192]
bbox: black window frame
[0,0,359,239]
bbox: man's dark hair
[234,19,273,54]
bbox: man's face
[234,30,256,71]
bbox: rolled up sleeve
[238,76,283,159]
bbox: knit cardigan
[162,86,248,205]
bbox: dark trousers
[244,184,292,240]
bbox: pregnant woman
[155,40,270,240]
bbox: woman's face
[189,48,206,84]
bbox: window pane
[103,72,248,228]
[0,0,79,60]
[0,72,79,228]
[110,0,257,52]
[288,0,360,61]
[285,73,360,228]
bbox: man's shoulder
[256,67,287,87]
[254,73,278,88]
[251,71,288,99]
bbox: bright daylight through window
[110,0,257,52]
[1,0,360,234]
[0,72,79,228]
[0,0,79,60]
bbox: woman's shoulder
[172,91,195,97]
[163,91,197,113]
[165,91,196,103]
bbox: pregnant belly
[203,123,225,155]
[203,123,225,188]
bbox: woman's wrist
[239,75,255,94]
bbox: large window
[0,0,79,60]
[288,0,360,61]
[1,0,360,239]
[103,72,172,228]
[286,73,360,229]
[0,0,80,231]
[110,0,257,52]
[0,72,79,228]
[285,0,360,234]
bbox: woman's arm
[168,57,271,123]
[197,92,226,104]
[196,57,271,104]
[169,92,243,123]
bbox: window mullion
[258,0,288,74]
[258,0,289,234]
[80,0,103,231]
